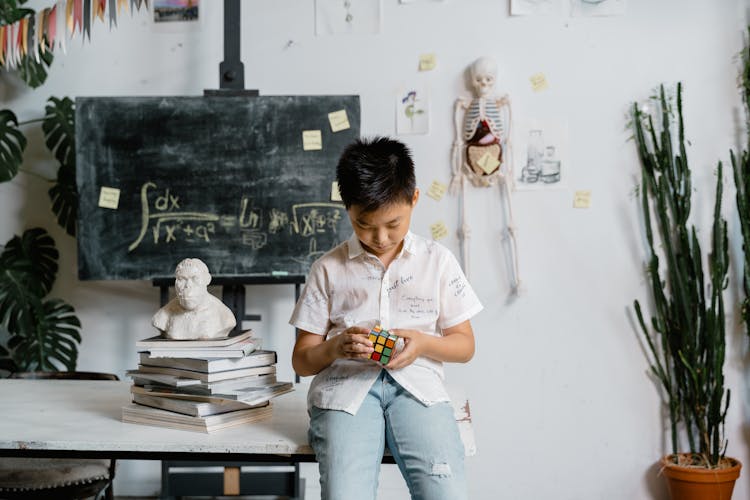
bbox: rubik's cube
[368,325,398,365]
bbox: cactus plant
[731,27,750,339]
[632,83,731,468]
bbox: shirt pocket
[329,288,372,330]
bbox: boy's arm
[387,320,475,370]
[292,328,374,377]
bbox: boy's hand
[329,326,374,360]
[385,329,424,370]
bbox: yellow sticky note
[302,130,322,151]
[427,180,447,201]
[98,187,120,210]
[328,110,350,132]
[430,221,449,240]
[331,181,342,202]
[530,73,549,92]
[573,190,591,209]
[419,53,437,71]
[477,152,501,175]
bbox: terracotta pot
[662,454,742,500]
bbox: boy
[290,137,482,500]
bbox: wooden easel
[155,2,305,497]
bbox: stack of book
[121,330,293,432]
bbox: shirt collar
[347,231,418,260]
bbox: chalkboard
[76,95,360,280]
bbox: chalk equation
[127,182,346,255]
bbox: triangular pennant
[58,0,67,53]
[37,10,45,57]
[5,24,11,69]
[11,22,18,68]
[83,0,91,41]
[74,0,83,35]
[0,26,6,67]
[66,0,74,35]
[23,18,30,59]
[92,0,106,22]
[41,8,49,53]
[29,14,40,63]
[109,0,117,28]
[46,6,56,51]
[16,20,23,63]
[118,0,128,15]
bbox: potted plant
[631,83,741,499]
[1,2,80,373]
[0,228,82,374]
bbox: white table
[0,380,475,462]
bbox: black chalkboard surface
[76,95,360,280]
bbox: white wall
[2,1,749,498]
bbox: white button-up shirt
[289,231,483,415]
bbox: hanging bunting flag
[0,0,148,69]
[93,0,104,23]
[37,7,51,54]
[66,0,74,35]
[109,0,117,27]
[20,17,28,60]
[83,0,91,40]
[36,10,45,59]
[28,15,40,63]
[10,22,18,68]
[74,0,83,35]
[0,26,6,67]
[45,6,55,52]
[16,20,24,63]
[58,0,67,53]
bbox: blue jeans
[308,370,467,500]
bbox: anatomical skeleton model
[450,57,521,293]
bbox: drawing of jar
[521,129,543,183]
[540,145,561,183]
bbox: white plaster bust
[151,258,236,340]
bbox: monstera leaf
[43,97,75,167]
[7,298,81,371]
[0,228,80,372]
[49,163,78,236]
[0,109,27,182]
[18,45,54,89]
[44,97,78,235]
[0,228,58,297]
[0,1,31,24]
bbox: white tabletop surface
[0,379,312,458]
[0,379,475,459]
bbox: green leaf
[48,162,78,236]
[0,109,27,183]
[17,44,54,89]
[0,3,32,25]
[0,228,58,297]
[7,298,81,372]
[42,97,75,168]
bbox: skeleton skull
[470,57,497,98]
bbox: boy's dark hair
[335,137,416,212]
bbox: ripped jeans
[308,370,467,500]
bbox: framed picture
[514,119,568,190]
[152,0,201,32]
